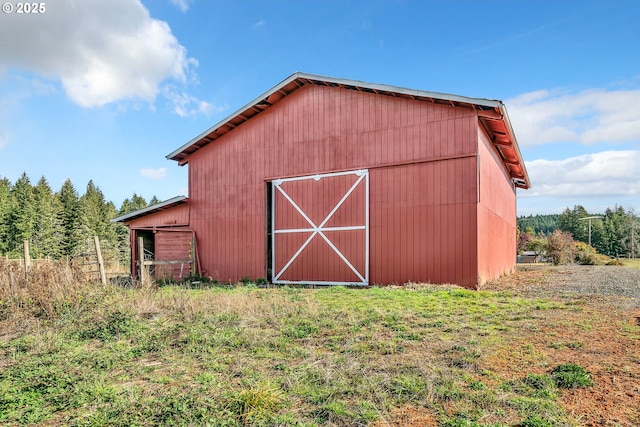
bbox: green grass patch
[0,282,586,426]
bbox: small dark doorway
[265,182,273,282]
[136,230,155,277]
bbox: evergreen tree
[148,195,160,206]
[628,209,640,258]
[32,176,64,258]
[103,199,123,260]
[119,198,130,214]
[557,205,589,243]
[59,179,83,256]
[80,180,118,250]
[0,177,13,254]
[119,193,148,214]
[80,180,106,241]
[131,193,148,211]
[7,172,35,255]
[601,206,629,257]
[590,217,606,255]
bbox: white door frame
[271,169,369,286]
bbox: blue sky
[1,0,639,216]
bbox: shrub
[573,241,597,265]
[594,254,613,265]
[545,231,576,265]
[550,363,592,388]
[526,236,547,257]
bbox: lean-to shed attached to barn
[114,72,530,288]
[112,196,199,281]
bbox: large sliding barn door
[272,170,369,285]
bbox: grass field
[1,263,638,426]
[622,258,640,269]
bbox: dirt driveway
[486,264,640,307]
[484,265,640,426]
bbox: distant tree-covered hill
[517,214,560,235]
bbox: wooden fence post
[9,270,17,294]
[191,236,196,276]
[23,240,30,279]
[138,236,145,284]
[94,236,107,285]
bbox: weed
[550,363,593,388]
[78,310,137,341]
[282,320,318,339]
[440,415,499,427]
[521,414,555,427]
[467,380,486,390]
[313,400,354,423]
[228,384,284,424]
[389,373,427,402]
[523,374,558,399]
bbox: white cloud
[140,167,167,180]
[0,0,203,112]
[163,86,221,118]
[522,150,640,198]
[170,0,193,12]
[253,20,266,29]
[507,88,640,146]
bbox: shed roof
[111,195,188,223]
[167,72,530,188]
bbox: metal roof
[166,72,530,189]
[110,195,188,223]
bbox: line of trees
[557,205,639,258]
[519,205,639,259]
[517,214,559,235]
[0,173,158,261]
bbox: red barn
[114,72,530,288]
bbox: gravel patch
[517,265,640,307]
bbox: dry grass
[622,258,640,269]
[0,258,90,324]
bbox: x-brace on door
[271,170,369,285]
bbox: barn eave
[166,72,530,188]
[111,195,188,224]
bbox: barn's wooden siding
[126,204,190,228]
[369,158,478,287]
[154,231,193,279]
[476,127,517,285]
[187,84,481,285]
